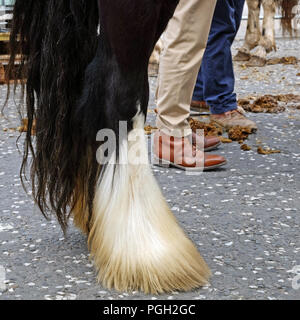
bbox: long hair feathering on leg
[8,0,211,293]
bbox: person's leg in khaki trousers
[156,0,217,136]
[154,0,226,171]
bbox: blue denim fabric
[192,0,245,114]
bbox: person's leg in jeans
[154,0,226,171]
[192,0,257,131]
[193,0,244,110]
[204,0,243,114]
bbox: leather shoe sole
[153,155,227,172]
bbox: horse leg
[260,0,277,52]
[280,0,299,35]
[235,0,262,61]
[246,0,276,66]
[85,0,211,294]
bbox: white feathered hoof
[88,165,211,293]
[87,114,211,294]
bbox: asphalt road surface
[0,38,299,300]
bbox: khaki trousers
[156,0,217,137]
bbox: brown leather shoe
[192,132,221,152]
[204,136,221,151]
[153,131,226,172]
[211,109,258,132]
[191,100,209,112]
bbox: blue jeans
[192,0,245,114]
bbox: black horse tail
[8,0,99,231]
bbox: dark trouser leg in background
[192,0,257,131]
[192,0,245,114]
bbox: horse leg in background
[281,0,299,35]
[75,0,211,294]
[246,0,276,66]
[235,0,261,61]
[261,0,277,53]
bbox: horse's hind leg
[86,0,211,294]
[260,0,276,52]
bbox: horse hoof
[234,50,251,62]
[246,56,266,67]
